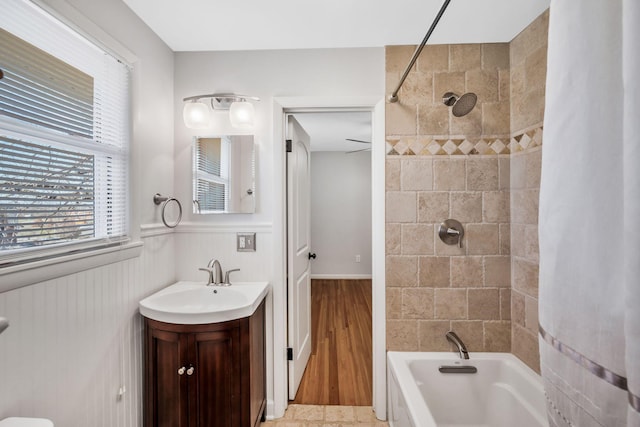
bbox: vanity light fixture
[182,93,260,130]
[183,100,210,129]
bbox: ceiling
[122,0,550,52]
[122,0,549,152]
[293,112,372,152]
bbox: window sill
[0,241,143,294]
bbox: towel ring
[153,193,182,228]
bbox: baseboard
[265,399,275,420]
[310,274,373,280]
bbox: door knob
[186,366,195,376]
[178,366,186,375]
[308,252,317,260]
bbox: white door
[286,115,312,400]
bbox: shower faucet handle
[0,317,8,335]
[439,219,464,248]
[446,228,463,248]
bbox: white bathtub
[387,352,548,427]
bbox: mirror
[192,135,255,214]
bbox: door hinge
[287,347,293,361]
[286,139,292,153]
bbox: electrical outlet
[355,255,361,263]
[237,233,256,252]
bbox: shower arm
[388,0,452,103]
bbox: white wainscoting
[173,222,273,283]
[0,231,176,426]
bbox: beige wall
[385,42,512,353]
[509,10,549,371]
[384,10,548,371]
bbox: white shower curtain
[539,0,640,426]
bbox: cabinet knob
[186,366,195,376]
[178,366,186,375]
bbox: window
[194,137,230,212]
[0,0,130,265]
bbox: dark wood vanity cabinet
[144,300,265,427]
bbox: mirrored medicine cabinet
[192,135,255,214]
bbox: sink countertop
[0,419,54,427]
[139,281,269,324]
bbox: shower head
[453,93,477,117]
[442,92,478,117]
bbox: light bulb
[183,101,210,129]
[229,101,255,129]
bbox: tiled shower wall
[385,42,512,353]
[385,10,548,370]
[509,10,548,371]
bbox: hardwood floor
[292,279,372,406]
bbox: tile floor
[261,404,389,426]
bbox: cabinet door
[145,327,189,427]
[248,302,266,426]
[189,328,241,427]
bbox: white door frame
[271,96,386,420]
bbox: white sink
[0,418,53,427]
[139,281,269,324]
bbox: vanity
[139,281,268,427]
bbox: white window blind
[0,27,94,138]
[0,0,130,264]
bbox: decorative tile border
[386,126,543,156]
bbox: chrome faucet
[446,331,470,360]
[223,269,240,286]
[199,259,223,285]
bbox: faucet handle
[199,267,214,285]
[223,269,240,286]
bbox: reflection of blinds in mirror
[196,179,226,211]
[195,137,229,212]
[197,138,221,177]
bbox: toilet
[0,418,53,427]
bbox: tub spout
[446,331,469,360]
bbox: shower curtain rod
[388,0,452,103]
